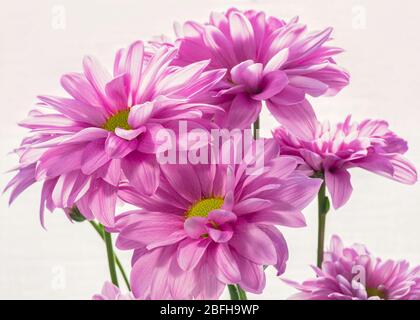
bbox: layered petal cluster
[5,41,225,226]
[92,281,134,300]
[174,7,349,129]
[115,139,321,299]
[273,114,417,209]
[285,235,420,300]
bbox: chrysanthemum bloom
[92,281,134,300]
[173,8,349,129]
[273,115,417,209]
[115,139,321,299]
[285,235,420,300]
[5,41,225,226]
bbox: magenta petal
[226,93,262,130]
[83,56,112,111]
[234,252,266,294]
[177,238,210,271]
[208,227,233,243]
[60,72,101,106]
[260,225,289,275]
[325,169,353,209]
[61,127,108,145]
[248,210,307,228]
[121,153,159,196]
[229,223,277,265]
[130,248,163,299]
[267,99,317,139]
[128,102,155,128]
[184,217,208,239]
[105,74,130,112]
[233,198,272,215]
[387,155,417,185]
[115,127,146,141]
[208,209,237,224]
[89,181,117,227]
[252,70,289,100]
[288,75,329,97]
[81,140,110,175]
[263,48,289,74]
[229,11,256,61]
[105,133,137,159]
[96,159,121,186]
[211,243,241,284]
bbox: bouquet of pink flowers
[5,8,419,300]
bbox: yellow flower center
[366,287,387,299]
[103,110,131,132]
[186,197,224,219]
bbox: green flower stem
[317,181,330,268]
[228,284,240,300]
[237,285,248,300]
[104,228,119,287]
[89,221,130,290]
[228,284,248,300]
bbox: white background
[1,0,419,299]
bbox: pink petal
[89,181,117,226]
[226,93,262,130]
[81,140,110,175]
[60,73,102,106]
[234,252,266,294]
[325,169,353,209]
[211,243,241,283]
[105,74,130,112]
[208,227,233,243]
[105,133,137,159]
[260,225,289,275]
[114,127,146,141]
[128,102,155,128]
[229,223,277,265]
[267,99,317,140]
[121,153,160,196]
[263,48,289,74]
[177,238,210,271]
[252,70,289,100]
[229,11,256,61]
[233,198,272,215]
[83,56,112,111]
[184,217,208,239]
[208,210,237,225]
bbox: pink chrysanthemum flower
[115,139,321,299]
[173,8,349,129]
[92,281,134,300]
[273,114,417,209]
[285,235,420,300]
[5,41,225,227]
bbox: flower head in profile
[92,281,134,300]
[4,41,225,227]
[174,7,349,129]
[115,138,321,299]
[273,114,417,209]
[285,235,420,300]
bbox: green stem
[317,181,329,268]
[228,284,240,300]
[103,228,119,287]
[237,285,248,300]
[88,221,130,290]
[253,117,260,139]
